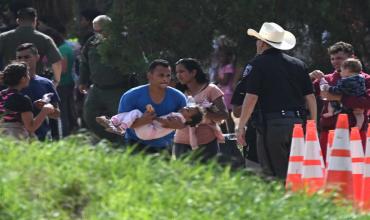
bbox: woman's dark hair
[175,58,209,85]
[2,62,28,86]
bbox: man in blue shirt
[118,59,187,153]
[16,43,61,141]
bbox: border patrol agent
[78,15,131,142]
[236,22,317,179]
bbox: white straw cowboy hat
[247,22,296,50]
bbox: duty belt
[263,110,302,120]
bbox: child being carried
[320,58,366,128]
[96,104,203,140]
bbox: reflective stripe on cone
[302,123,324,195]
[325,114,353,200]
[361,125,370,211]
[286,124,305,192]
[350,127,364,207]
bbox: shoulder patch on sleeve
[243,64,253,78]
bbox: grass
[0,135,369,220]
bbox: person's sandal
[96,116,111,128]
[105,127,125,135]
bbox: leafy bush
[0,137,368,219]
[101,0,370,79]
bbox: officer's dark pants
[244,122,258,163]
[83,85,123,142]
[257,117,302,179]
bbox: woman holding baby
[174,58,228,162]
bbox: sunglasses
[16,55,32,59]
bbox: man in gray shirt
[0,7,62,86]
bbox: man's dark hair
[16,43,39,55]
[148,59,170,72]
[2,62,28,87]
[80,8,101,22]
[184,106,204,127]
[9,0,33,17]
[17,7,37,21]
[328,41,354,56]
[341,58,362,73]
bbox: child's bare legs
[96,116,125,135]
[323,102,335,118]
[353,108,364,128]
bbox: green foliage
[0,137,369,219]
[101,0,370,78]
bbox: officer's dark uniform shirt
[244,48,313,113]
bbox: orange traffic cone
[350,127,364,206]
[286,124,305,191]
[302,123,324,194]
[361,125,370,211]
[325,114,353,200]
[306,120,315,128]
[306,120,325,170]
[325,130,335,168]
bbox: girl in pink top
[215,49,236,133]
[174,58,228,162]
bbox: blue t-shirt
[118,84,186,148]
[21,75,61,140]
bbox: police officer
[78,15,130,142]
[236,22,317,179]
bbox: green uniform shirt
[0,26,62,72]
[79,34,128,88]
[58,42,74,86]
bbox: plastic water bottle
[223,133,237,141]
[319,78,328,90]
[319,78,328,100]
[187,96,196,107]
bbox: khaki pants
[0,122,35,140]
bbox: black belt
[263,110,302,120]
[93,82,127,90]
